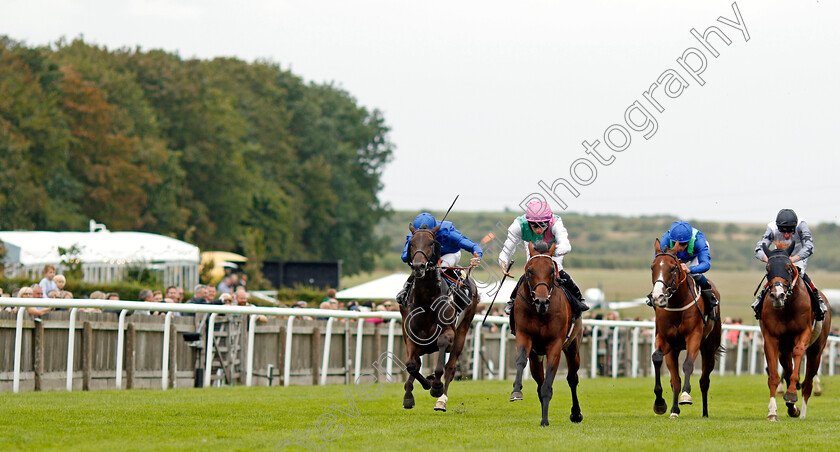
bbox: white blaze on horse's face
[769,283,787,309]
[650,261,668,307]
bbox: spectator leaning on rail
[38,264,58,299]
[499,200,588,334]
[752,208,828,321]
[396,212,483,307]
[651,220,719,318]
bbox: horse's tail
[714,344,726,365]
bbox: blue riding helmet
[668,220,693,244]
[413,213,437,229]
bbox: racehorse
[759,244,831,421]
[509,241,583,426]
[399,223,480,412]
[649,239,722,418]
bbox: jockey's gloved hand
[470,253,481,267]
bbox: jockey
[499,201,589,331]
[752,209,827,321]
[654,220,719,316]
[396,213,482,306]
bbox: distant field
[342,268,840,327]
[2,377,840,450]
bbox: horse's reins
[767,254,800,301]
[521,254,577,346]
[409,229,439,272]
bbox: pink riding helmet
[525,200,553,222]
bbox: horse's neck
[414,271,443,298]
[668,278,697,308]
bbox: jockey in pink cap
[499,200,588,334]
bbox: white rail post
[320,317,335,385]
[499,324,508,381]
[719,326,728,376]
[246,314,257,387]
[472,324,482,380]
[611,326,620,378]
[203,313,218,388]
[283,316,296,387]
[386,319,397,380]
[590,326,600,379]
[631,327,640,378]
[354,319,365,381]
[736,330,746,376]
[830,341,837,376]
[66,308,79,391]
[162,312,173,390]
[749,331,759,375]
[13,307,25,393]
[115,310,128,389]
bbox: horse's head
[524,241,558,314]
[407,223,441,278]
[649,238,685,308]
[762,243,799,309]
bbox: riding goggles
[778,226,795,233]
[529,221,550,229]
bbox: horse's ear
[528,241,537,255]
[431,224,441,234]
[654,238,662,253]
[409,223,416,234]
[762,243,771,258]
[548,242,556,256]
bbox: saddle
[442,268,473,312]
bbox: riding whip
[482,259,515,325]
[439,194,459,223]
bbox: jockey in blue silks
[655,220,719,315]
[396,213,483,306]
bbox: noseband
[767,254,799,302]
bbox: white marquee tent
[335,272,519,305]
[0,230,200,288]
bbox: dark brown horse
[509,241,583,426]
[759,244,831,421]
[649,239,722,418]
[399,223,480,412]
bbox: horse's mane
[533,240,551,254]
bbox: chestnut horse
[759,244,831,421]
[509,241,583,426]
[400,223,480,412]
[649,239,722,418]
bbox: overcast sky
[4,0,838,224]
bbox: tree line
[0,37,393,275]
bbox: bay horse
[400,223,480,412]
[649,238,722,418]
[509,241,583,426]
[759,244,831,421]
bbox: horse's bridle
[767,254,799,302]
[523,254,559,305]
[409,229,438,273]
[650,252,687,305]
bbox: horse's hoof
[419,380,431,391]
[570,412,583,423]
[669,413,679,419]
[783,392,798,404]
[654,399,667,415]
[540,419,549,427]
[767,414,779,422]
[403,398,415,410]
[678,392,693,405]
[430,383,444,398]
[787,403,800,418]
[814,385,822,397]
[510,391,524,402]
[434,400,446,412]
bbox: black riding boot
[802,273,828,322]
[692,274,719,320]
[752,285,768,320]
[559,270,588,321]
[505,275,525,336]
[396,274,414,307]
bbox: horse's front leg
[678,333,702,406]
[431,329,453,403]
[652,337,668,415]
[785,330,810,417]
[538,341,564,427]
[665,349,682,418]
[510,337,533,402]
[763,334,781,421]
[564,334,583,424]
